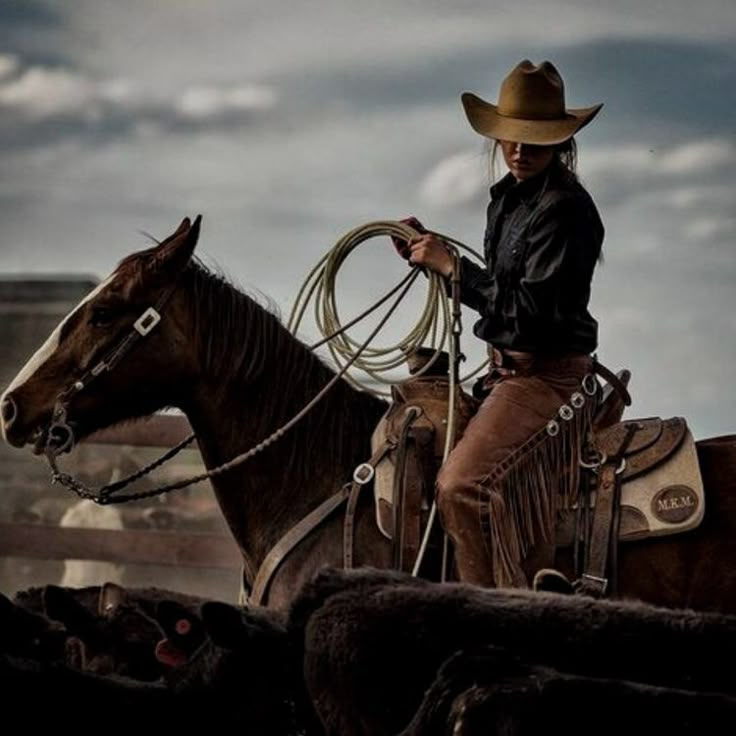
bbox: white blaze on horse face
[0,277,114,439]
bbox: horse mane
[181,258,388,487]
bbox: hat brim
[461,92,602,145]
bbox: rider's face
[500,140,556,181]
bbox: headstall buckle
[134,307,161,336]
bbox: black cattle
[2,592,309,733]
[12,582,209,680]
[14,581,206,620]
[162,599,318,734]
[40,584,165,680]
[0,591,67,662]
[0,653,180,727]
[295,568,736,735]
[400,647,736,736]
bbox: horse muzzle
[0,391,76,455]
[0,394,25,447]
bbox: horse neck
[177,269,387,565]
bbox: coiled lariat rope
[288,220,487,395]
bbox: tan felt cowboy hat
[462,59,602,146]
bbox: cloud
[0,56,279,144]
[39,1,736,87]
[1,1,734,439]
[684,215,735,241]
[578,137,736,215]
[658,140,736,174]
[418,151,487,208]
[665,186,732,208]
[583,139,736,179]
[0,54,19,80]
[0,65,107,120]
[175,84,278,120]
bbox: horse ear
[151,214,202,277]
[169,217,192,239]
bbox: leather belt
[486,345,632,408]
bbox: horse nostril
[1,396,17,429]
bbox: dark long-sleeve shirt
[458,160,603,354]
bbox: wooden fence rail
[2,413,244,572]
[0,523,241,570]
[85,413,195,448]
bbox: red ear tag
[175,618,192,636]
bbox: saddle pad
[616,426,705,540]
[557,420,705,545]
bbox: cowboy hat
[461,60,602,146]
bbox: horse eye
[89,307,116,327]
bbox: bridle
[43,280,196,503]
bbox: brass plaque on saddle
[651,485,700,525]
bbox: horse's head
[1,216,202,454]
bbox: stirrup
[532,568,575,595]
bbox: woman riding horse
[394,60,604,589]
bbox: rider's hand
[408,233,454,277]
[391,216,426,260]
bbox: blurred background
[1,1,734,599]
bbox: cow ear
[150,215,202,279]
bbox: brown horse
[2,216,736,612]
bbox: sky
[1,0,735,439]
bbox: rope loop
[288,220,485,395]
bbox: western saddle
[356,350,704,598]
